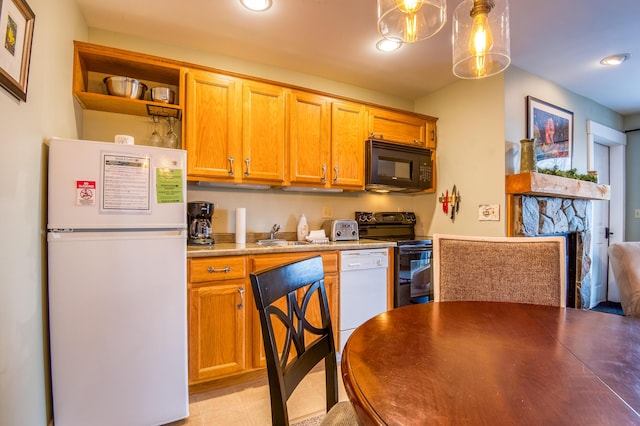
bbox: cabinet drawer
[251,251,338,274]
[189,256,247,283]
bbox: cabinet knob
[333,166,339,184]
[321,164,327,183]
[244,158,251,177]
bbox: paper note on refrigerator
[156,168,184,203]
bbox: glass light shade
[377,0,447,43]
[452,0,511,79]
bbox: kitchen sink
[256,239,288,247]
[256,239,312,247]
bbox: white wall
[504,66,624,174]
[414,74,507,237]
[0,1,87,425]
[624,114,640,240]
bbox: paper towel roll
[235,208,246,244]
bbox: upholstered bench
[608,242,640,317]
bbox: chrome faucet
[270,224,281,240]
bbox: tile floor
[175,363,348,425]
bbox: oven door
[395,244,432,307]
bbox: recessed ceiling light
[600,53,630,66]
[240,0,272,12]
[376,38,402,52]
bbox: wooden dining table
[340,301,640,425]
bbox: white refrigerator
[47,137,189,426]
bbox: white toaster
[321,219,359,241]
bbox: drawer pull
[238,287,245,309]
[207,266,231,273]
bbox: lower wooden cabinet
[187,256,250,385]
[249,252,339,369]
[188,281,248,383]
[187,251,339,386]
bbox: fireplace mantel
[506,172,610,200]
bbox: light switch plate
[479,204,500,221]
[322,206,333,218]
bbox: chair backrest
[608,242,640,317]
[250,255,338,426]
[433,234,566,307]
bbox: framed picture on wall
[0,0,35,102]
[526,96,573,171]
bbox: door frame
[586,120,626,306]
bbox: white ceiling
[76,0,640,115]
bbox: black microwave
[365,139,433,193]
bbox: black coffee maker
[187,201,214,245]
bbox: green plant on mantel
[537,166,598,183]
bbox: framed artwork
[0,0,35,102]
[526,96,573,171]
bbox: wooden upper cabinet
[331,101,367,190]
[72,41,185,118]
[241,80,287,183]
[185,70,242,180]
[367,107,435,148]
[288,91,332,186]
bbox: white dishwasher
[339,249,389,352]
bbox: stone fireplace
[506,173,610,308]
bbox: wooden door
[331,101,366,189]
[185,70,242,180]
[288,90,331,185]
[368,107,427,147]
[241,81,286,182]
[188,281,247,383]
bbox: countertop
[187,239,396,257]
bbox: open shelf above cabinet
[73,41,185,119]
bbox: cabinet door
[331,101,366,189]
[251,252,339,368]
[241,81,286,182]
[188,281,247,383]
[185,70,242,180]
[368,107,427,147]
[288,91,331,185]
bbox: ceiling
[76,0,640,115]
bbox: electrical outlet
[212,203,219,218]
[322,206,333,218]
[635,209,640,218]
[478,204,500,221]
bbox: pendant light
[452,0,510,79]
[377,0,447,43]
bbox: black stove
[355,212,433,307]
[355,211,430,244]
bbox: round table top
[340,301,640,426]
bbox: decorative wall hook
[438,185,461,221]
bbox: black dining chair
[250,255,361,426]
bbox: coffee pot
[187,201,214,245]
